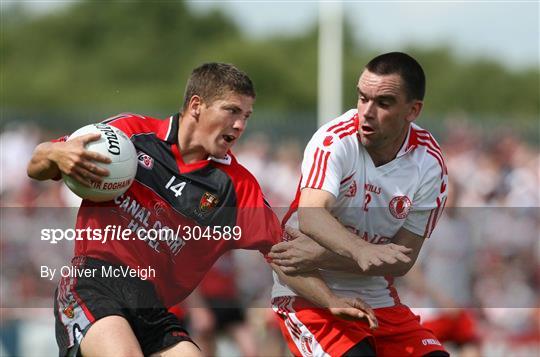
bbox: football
[62,123,137,202]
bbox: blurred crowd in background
[0,118,538,356]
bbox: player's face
[356,70,422,155]
[198,92,253,158]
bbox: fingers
[61,161,93,187]
[363,309,378,330]
[269,257,294,267]
[282,266,302,274]
[358,305,377,329]
[389,243,413,254]
[274,264,300,274]
[79,161,110,179]
[82,150,112,164]
[359,259,370,272]
[268,246,291,259]
[268,248,294,265]
[284,225,300,236]
[75,133,111,165]
[73,166,105,184]
[77,133,102,145]
[380,248,411,264]
[270,242,290,253]
[69,171,93,188]
[69,165,103,187]
[284,225,304,241]
[359,248,410,271]
[375,245,412,265]
[353,310,375,328]
[380,254,398,264]
[370,256,383,267]
[394,251,411,263]
[267,251,280,259]
[269,256,305,273]
[342,308,366,322]
[329,307,378,328]
[348,297,373,311]
[375,255,408,266]
[348,299,378,329]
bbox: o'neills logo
[200,192,219,213]
[389,195,412,219]
[94,124,120,155]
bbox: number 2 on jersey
[363,192,371,211]
[165,176,186,197]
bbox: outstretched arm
[271,226,424,276]
[296,188,412,271]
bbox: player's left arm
[270,262,377,328]
[328,227,424,276]
[272,155,448,277]
[271,226,423,276]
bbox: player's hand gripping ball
[62,124,137,202]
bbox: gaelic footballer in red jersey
[270,52,450,356]
[28,63,382,357]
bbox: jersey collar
[395,125,417,158]
[158,113,180,144]
[160,113,234,169]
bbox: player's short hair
[182,62,255,112]
[365,52,425,101]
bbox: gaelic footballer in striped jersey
[271,52,449,357]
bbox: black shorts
[54,257,193,357]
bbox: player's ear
[188,95,202,119]
[405,100,423,123]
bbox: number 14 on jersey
[165,176,186,197]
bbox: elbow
[26,143,51,181]
[27,162,38,180]
[26,160,43,181]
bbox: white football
[62,123,137,202]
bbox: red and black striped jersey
[56,113,281,306]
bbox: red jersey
[57,113,281,306]
[199,252,238,299]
